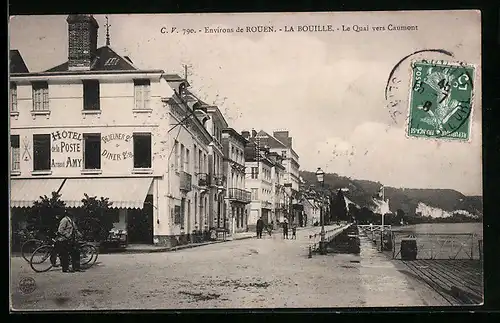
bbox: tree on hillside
[333,189,348,221]
[357,207,374,224]
[329,193,336,223]
[396,209,405,225]
[348,203,360,223]
[27,191,66,239]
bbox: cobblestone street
[10,226,447,310]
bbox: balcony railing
[197,173,210,187]
[228,188,251,203]
[211,175,226,188]
[180,171,192,192]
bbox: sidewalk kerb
[120,233,257,254]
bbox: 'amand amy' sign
[50,130,82,168]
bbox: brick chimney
[66,15,99,71]
[241,131,250,139]
[273,131,291,147]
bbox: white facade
[9,70,175,244]
[303,198,320,226]
[165,93,212,241]
[9,72,218,247]
[245,159,274,228]
[222,129,251,234]
[273,148,301,192]
[8,14,218,247]
[205,107,228,229]
[269,154,287,225]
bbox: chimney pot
[67,14,99,71]
[241,131,250,139]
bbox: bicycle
[21,235,54,263]
[29,239,99,273]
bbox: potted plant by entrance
[80,194,117,250]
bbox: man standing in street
[256,217,264,239]
[56,211,83,273]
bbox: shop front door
[127,195,154,244]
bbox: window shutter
[134,85,141,110]
[33,88,39,110]
[43,87,49,109]
[143,84,150,110]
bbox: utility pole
[319,182,326,254]
[316,168,326,255]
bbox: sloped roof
[255,130,287,149]
[45,46,137,72]
[10,50,29,73]
[163,74,185,81]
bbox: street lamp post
[316,167,326,255]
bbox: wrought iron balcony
[197,173,210,187]
[211,175,226,188]
[228,188,251,203]
[180,171,192,192]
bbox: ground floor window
[230,205,247,230]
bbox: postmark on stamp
[407,60,475,141]
[18,277,37,295]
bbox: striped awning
[58,177,154,209]
[10,179,66,208]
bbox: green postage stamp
[407,60,475,141]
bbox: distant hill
[299,170,483,217]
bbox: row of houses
[9,14,308,247]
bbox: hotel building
[9,14,213,247]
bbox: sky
[9,11,483,195]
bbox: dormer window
[104,57,119,66]
[83,80,100,111]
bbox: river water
[388,222,483,260]
[392,223,483,238]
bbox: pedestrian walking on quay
[291,222,297,240]
[267,221,274,236]
[256,217,264,239]
[283,218,289,239]
[56,211,83,273]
